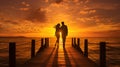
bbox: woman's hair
[55,23,60,28]
[54,23,60,28]
[57,23,60,26]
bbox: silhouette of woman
[54,23,61,46]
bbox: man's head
[61,21,64,25]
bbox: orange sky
[0,0,120,37]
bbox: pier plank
[19,44,98,67]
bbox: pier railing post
[31,40,35,58]
[45,38,49,47]
[72,38,74,47]
[9,42,16,67]
[47,38,49,47]
[74,38,76,47]
[77,38,80,48]
[41,38,44,47]
[45,38,47,47]
[84,39,88,57]
[100,42,106,67]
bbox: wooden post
[45,38,47,47]
[47,38,49,47]
[74,38,76,47]
[31,40,35,58]
[100,42,106,67]
[84,39,88,57]
[9,42,16,67]
[41,38,44,47]
[45,38,49,47]
[77,38,80,48]
[72,38,74,47]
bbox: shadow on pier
[19,46,98,67]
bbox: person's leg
[58,36,60,47]
[58,36,60,44]
[64,36,66,46]
[62,36,66,47]
[55,36,59,46]
[57,37,59,43]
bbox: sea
[0,37,120,67]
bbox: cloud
[21,1,30,7]
[0,19,44,33]
[85,0,120,11]
[88,0,120,4]
[19,7,30,11]
[48,0,63,4]
[0,17,20,33]
[4,20,19,25]
[45,0,49,3]
[26,8,47,22]
[87,8,120,24]
[0,17,19,25]
[55,0,63,4]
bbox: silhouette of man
[61,21,68,47]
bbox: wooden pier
[8,38,107,67]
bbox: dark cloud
[0,0,48,21]
[88,0,120,4]
[0,24,2,29]
[0,17,19,25]
[0,0,41,5]
[4,20,19,25]
[84,0,120,21]
[55,0,63,4]
[48,0,63,4]
[0,18,19,33]
[111,23,120,28]
[0,24,9,33]
[85,8,120,24]
[26,8,47,22]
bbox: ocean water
[0,37,120,67]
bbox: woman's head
[56,23,60,27]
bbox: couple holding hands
[54,21,68,47]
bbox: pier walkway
[19,44,98,67]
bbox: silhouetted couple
[55,22,68,47]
